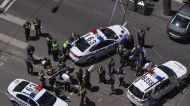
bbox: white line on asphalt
[0,90,5,94]
[88,64,94,72]
[4,0,16,13]
[0,0,10,8]
[122,21,127,27]
[0,33,28,49]
[0,13,35,30]
[119,0,125,14]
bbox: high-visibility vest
[79,87,86,95]
[59,54,65,62]
[47,68,53,76]
[63,41,68,49]
[98,67,104,75]
[38,72,45,81]
[51,43,59,51]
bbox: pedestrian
[46,35,53,55]
[97,65,106,83]
[26,45,35,61]
[117,66,126,86]
[83,69,91,88]
[51,39,60,61]
[108,58,116,80]
[23,21,31,42]
[137,28,145,47]
[38,70,46,88]
[109,75,115,95]
[62,71,71,92]
[33,18,41,39]
[78,83,88,105]
[70,32,80,42]
[135,59,143,76]
[76,68,84,86]
[25,56,33,75]
[143,61,155,72]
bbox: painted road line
[0,0,10,8]
[0,33,28,49]
[0,13,35,30]
[4,0,16,13]
[119,0,125,14]
[88,64,94,72]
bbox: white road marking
[0,13,35,30]
[4,0,16,12]
[0,0,10,8]
[173,0,185,3]
[119,0,125,13]
[0,33,28,49]
[88,64,95,72]
[122,21,127,27]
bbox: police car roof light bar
[92,29,98,34]
[147,70,154,75]
[36,85,43,91]
[29,92,36,98]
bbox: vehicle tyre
[11,101,20,106]
[87,57,95,64]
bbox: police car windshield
[13,81,29,92]
[129,84,144,99]
[37,91,56,106]
[100,28,118,39]
[75,37,90,52]
[158,65,177,78]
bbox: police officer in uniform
[33,18,41,39]
[25,56,33,75]
[76,68,84,86]
[62,40,71,58]
[38,70,46,88]
[23,21,31,42]
[78,84,88,105]
[108,58,116,81]
[58,52,66,64]
[70,32,80,42]
[47,35,53,55]
[137,28,145,47]
[97,65,106,83]
[83,70,91,88]
[109,75,115,95]
[51,39,59,61]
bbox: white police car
[6,79,68,106]
[127,60,188,106]
[69,24,133,64]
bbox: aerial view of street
[0,0,190,106]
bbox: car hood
[163,60,187,78]
[53,98,68,106]
[108,25,130,38]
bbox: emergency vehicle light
[36,85,43,91]
[156,76,163,81]
[147,70,154,75]
[91,29,98,34]
[29,92,36,98]
[97,36,104,41]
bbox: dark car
[167,3,190,40]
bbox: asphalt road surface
[0,0,190,106]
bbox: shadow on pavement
[82,100,96,106]
[113,88,124,95]
[89,86,100,92]
[169,36,190,45]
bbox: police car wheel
[87,57,95,64]
[11,101,20,106]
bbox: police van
[127,60,188,106]
[6,79,68,106]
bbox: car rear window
[75,37,90,52]
[13,81,29,92]
[37,91,57,106]
[172,15,190,29]
[129,84,144,99]
[158,65,177,78]
[100,28,118,39]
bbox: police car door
[16,94,30,106]
[153,79,170,99]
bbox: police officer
[108,58,115,80]
[117,66,126,86]
[26,45,35,61]
[53,81,63,97]
[62,40,70,57]
[137,28,145,47]
[33,18,41,39]
[83,69,91,88]
[78,83,88,105]
[23,21,31,42]
[70,32,80,42]
[76,68,84,86]
[41,57,51,69]
[58,52,66,64]
[25,56,33,75]
[38,70,46,88]
[51,39,60,61]
[47,35,53,55]
[46,66,54,76]
[97,65,106,83]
